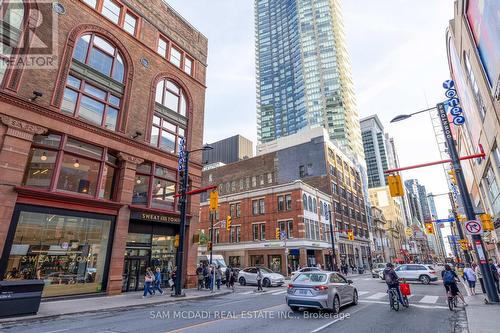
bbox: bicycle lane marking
[310,304,369,333]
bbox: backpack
[384,270,397,284]
[443,270,455,284]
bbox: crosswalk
[233,288,449,305]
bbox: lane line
[271,290,288,295]
[419,295,439,304]
[42,329,70,333]
[359,300,448,309]
[357,291,369,296]
[310,305,368,333]
[240,291,253,295]
[366,292,386,300]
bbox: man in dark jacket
[383,263,403,305]
[489,259,500,293]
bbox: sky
[166,0,456,251]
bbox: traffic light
[207,241,212,251]
[387,174,404,197]
[209,190,219,211]
[425,222,434,235]
[347,230,354,241]
[226,215,232,231]
[174,234,180,248]
[480,213,494,231]
[276,228,280,240]
[448,170,457,185]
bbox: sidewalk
[0,288,232,324]
[460,280,500,333]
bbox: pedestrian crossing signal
[425,222,434,235]
[276,228,280,240]
[207,242,212,251]
[347,230,354,241]
[174,234,180,248]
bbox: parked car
[379,264,438,284]
[238,267,285,287]
[286,272,358,313]
[371,263,386,278]
[290,267,322,281]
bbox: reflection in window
[155,79,187,116]
[132,162,178,211]
[4,210,112,297]
[0,0,25,84]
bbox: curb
[0,290,232,326]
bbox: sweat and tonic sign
[131,211,180,224]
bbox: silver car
[238,267,285,287]
[290,267,322,281]
[286,272,358,313]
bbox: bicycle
[447,291,458,311]
[388,287,409,311]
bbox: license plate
[295,289,309,295]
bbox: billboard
[466,0,500,95]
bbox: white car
[291,267,322,281]
[379,264,438,284]
[238,267,285,287]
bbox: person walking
[203,265,210,290]
[152,267,164,295]
[170,267,177,292]
[229,268,236,292]
[474,263,486,294]
[489,259,500,293]
[463,263,476,295]
[225,266,231,288]
[216,265,222,290]
[256,267,263,292]
[196,264,204,290]
[142,267,154,298]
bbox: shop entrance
[122,257,148,292]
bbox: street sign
[324,203,329,220]
[474,240,487,264]
[464,220,483,235]
[280,231,287,240]
[435,218,455,223]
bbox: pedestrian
[474,263,486,294]
[170,267,177,292]
[229,268,236,292]
[256,267,263,292]
[287,264,292,276]
[216,265,222,290]
[463,263,476,295]
[151,267,164,295]
[316,263,322,270]
[196,264,204,290]
[489,259,500,293]
[142,267,154,298]
[203,264,210,289]
[225,266,231,288]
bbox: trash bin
[0,280,45,318]
[358,268,365,274]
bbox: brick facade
[0,0,207,296]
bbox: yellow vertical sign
[209,190,218,211]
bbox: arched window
[302,194,307,209]
[61,33,126,131]
[308,196,312,212]
[151,79,187,154]
[0,0,25,84]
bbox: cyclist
[383,263,404,305]
[442,264,467,306]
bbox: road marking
[419,295,439,304]
[359,300,448,309]
[42,330,70,333]
[271,290,288,295]
[363,278,372,281]
[357,291,369,296]
[310,305,367,333]
[240,291,253,295]
[366,292,386,300]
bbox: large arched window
[61,33,126,131]
[151,79,187,154]
[0,0,25,84]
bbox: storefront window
[228,256,241,268]
[22,134,117,200]
[132,162,178,211]
[268,255,282,273]
[3,210,112,297]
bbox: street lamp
[390,106,438,123]
[173,144,213,297]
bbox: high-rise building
[427,194,448,260]
[202,135,254,165]
[254,0,363,160]
[360,115,391,188]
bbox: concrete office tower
[203,135,254,165]
[255,0,363,161]
[360,115,392,188]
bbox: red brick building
[0,0,207,297]
[199,180,336,274]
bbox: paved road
[0,276,469,333]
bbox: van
[197,255,227,282]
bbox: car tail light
[288,284,294,289]
[430,271,436,274]
[313,285,329,292]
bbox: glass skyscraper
[255,0,363,159]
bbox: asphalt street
[0,276,469,333]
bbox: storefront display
[1,206,113,297]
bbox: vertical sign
[475,240,487,264]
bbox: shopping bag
[400,283,411,296]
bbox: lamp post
[173,144,213,297]
[328,208,338,271]
[390,104,499,303]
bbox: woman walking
[142,267,154,298]
[256,267,263,292]
[152,267,164,295]
[229,268,236,292]
[475,263,486,293]
[216,265,223,290]
[463,263,476,295]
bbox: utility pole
[437,103,499,303]
[328,208,338,271]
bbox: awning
[394,258,405,263]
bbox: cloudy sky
[166,0,456,241]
